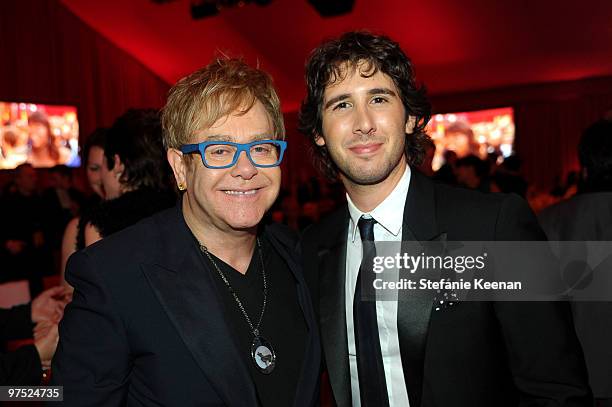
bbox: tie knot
[357,216,376,242]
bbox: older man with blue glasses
[52,58,321,407]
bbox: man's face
[172,101,281,233]
[318,64,414,186]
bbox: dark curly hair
[298,31,432,180]
[105,109,173,191]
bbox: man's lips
[348,143,383,155]
[220,187,263,196]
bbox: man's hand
[33,321,59,369]
[31,286,71,323]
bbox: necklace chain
[199,238,267,337]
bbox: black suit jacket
[301,170,592,407]
[52,205,321,406]
[539,192,612,399]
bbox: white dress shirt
[345,165,411,407]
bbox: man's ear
[405,116,417,134]
[167,149,187,188]
[314,134,326,147]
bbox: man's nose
[230,150,258,179]
[353,104,375,136]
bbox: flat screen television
[426,107,515,170]
[0,102,80,169]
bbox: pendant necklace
[199,238,276,374]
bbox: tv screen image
[426,107,515,170]
[0,102,80,169]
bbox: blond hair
[162,58,285,150]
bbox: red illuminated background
[2,0,612,189]
[59,0,612,110]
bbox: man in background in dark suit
[539,119,612,406]
[299,31,591,407]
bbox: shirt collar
[347,165,411,242]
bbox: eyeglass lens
[204,142,281,167]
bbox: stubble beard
[332,142,406,187]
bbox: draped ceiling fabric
[2,0,612,190]
[0,0,170,140]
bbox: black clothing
[205,235,307,407]
[40,187,84,250]
[0,190,45,243]
[432,163,456,185]
[539,192,612,401]
[0,305,32,342]
[301,169,592,407]
[88,188,176,238]
[0,304,41,385]
[75,194,102,250]
[0,190,53,295]
[52,204,320,407]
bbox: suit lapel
[317,209,352,407]
[141,205,257,407]
[264,225,321,407]
[397,170,442,406]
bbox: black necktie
[353,216,389,407]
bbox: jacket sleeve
[0,345,42,385]
[492,194,592,406]
[0,304,33,341]
[50,251,131,406]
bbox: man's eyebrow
[249,133,273,141]
[324,94,350,110]
[368,88,397,97]
[323,88,398,110]
[201,134,232,142]
[200,133,272,142]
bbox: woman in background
[60,128,108,285]
[83,109,176,245]
[82,128,107,199]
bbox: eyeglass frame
[179,139,287,169]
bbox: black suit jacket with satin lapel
[301,170,592,407]
[51,204,321,407]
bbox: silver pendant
[251,336,276,374]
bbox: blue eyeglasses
[180,139,287,169]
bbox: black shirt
[203,234,307,407]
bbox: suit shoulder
[265,222,299,248]
[81,209,169,270]
[434,181,505,207]
[302,205,347,242]
[429,181,539,240]
[434,181,535,215]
